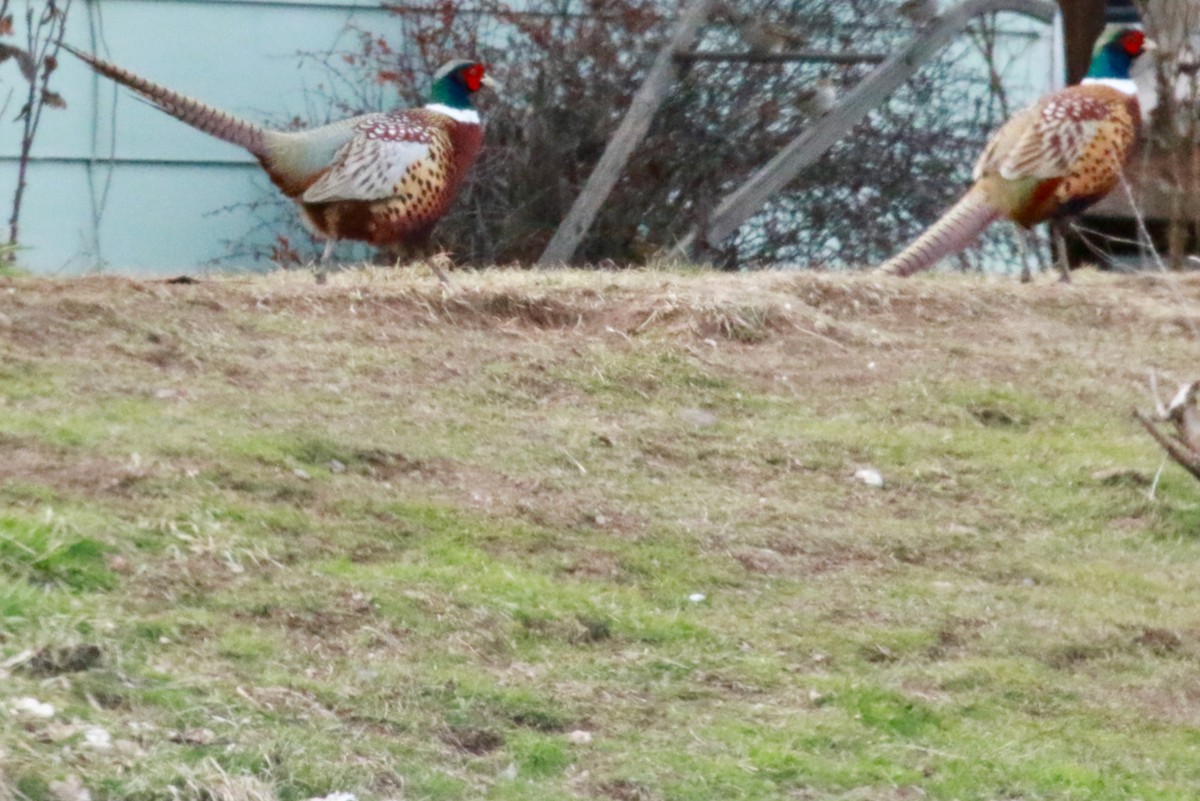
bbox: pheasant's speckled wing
[302,110,451,204]
[974,89,1113,182]
[972,105,1040,181]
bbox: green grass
[1,267,1199,800]
[0,513,115,592]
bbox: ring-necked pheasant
[878,27,1153,278]
[63,45,499,265]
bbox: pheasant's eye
[1121,30,1145,56]
[463,64,485,92]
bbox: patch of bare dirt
[594,779,656,801]
[0,438,157,498]
[441,725,504,754]
[134,548,278,605]
[1134,626,1184,655]
[236,590,377,638]
[1121,675,1200,727]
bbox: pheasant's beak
[480,74,503,94]
[1142,38,1159,54]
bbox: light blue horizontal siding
[0,161,275,273]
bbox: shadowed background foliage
[272,0,1043,270]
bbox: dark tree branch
[1135,408,1200,483]
[673,0,1057,257]
[674,49,886,65]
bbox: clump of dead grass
[174,762,276,801]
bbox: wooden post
[537,0,712,267]
[1058,0,1107,83]
[671,0,1058,259]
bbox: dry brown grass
[2,265,1200,801]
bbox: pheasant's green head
[1086,27,1154,80]
[427,60,500,110]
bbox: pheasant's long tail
[64,44,270,158]
[877,187,1002,277]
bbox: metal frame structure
[537,0,1058,267]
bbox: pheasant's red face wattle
[463,64,486,92]
[1121,30,1145,56]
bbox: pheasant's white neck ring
[1081,77,1138,96]
[425,103,482,124]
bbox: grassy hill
[1,266,1199,801]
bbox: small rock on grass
[82,727,112,750]
[168,727,215,745]
[10,697,55,718]
[677,408,718,428]
[48,775,90,801]
[853,468,884,488]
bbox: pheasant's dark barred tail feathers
[876,188,1002,277]
[63,44,268,159]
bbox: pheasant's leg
[428,256,451,285]
[1052,225,1072,283]
[1015,229,1034,283]
[313,239,335,285]
[412,232,451,284]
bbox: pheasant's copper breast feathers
[1049,85,1139,203]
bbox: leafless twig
[1135,374,1200,484]
[5,0,72,262]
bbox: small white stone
[48,775,90,801]
[688,592,707,604]
[83,726,112,750]
[854,468,884,488]
[11,697,55,718]
[566,730,593,745]
[677,408,718,427]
